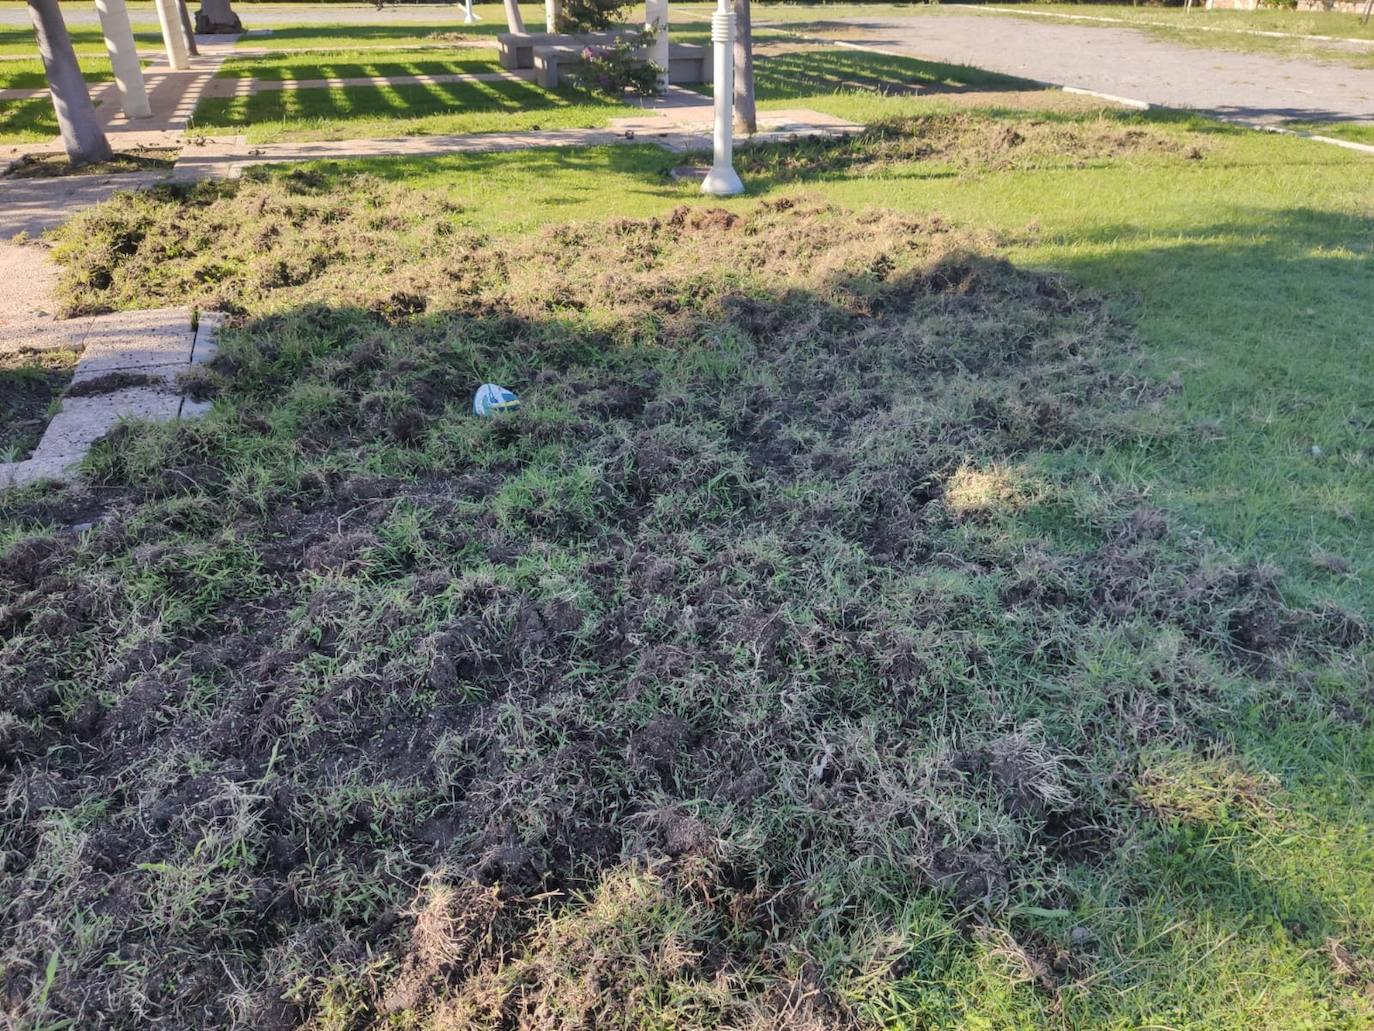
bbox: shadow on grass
[190,76,629,136]
[0,96,57,143]
[235,20,549,48]
[215,51,505,82]
[753,47,1044,99]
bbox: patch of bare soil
[3,198,1363,1028]
[1,147,179,181]
[0,349,78,459]
[62,370,162,398]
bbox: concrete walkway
[0,241,70,355]
[167,104,859,178]
[823,13,1374,128]
[0,172,168,239]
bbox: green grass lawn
[0,96,59,141]
[231,21,519,50]
[0,55,128,142]
[3,40,1373,1031]
[215,46,504,82]
[0,55,129,90]
[1282,119,1374,146]
[0,22,163,57]
[190,76,634,143]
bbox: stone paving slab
[72,307,195,379]
[192,311,224,366]
[27,386,182,458]
[0,305,219,489]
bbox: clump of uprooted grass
[733,112,1205,183]
[2,195,1366,1029]
[48,113,1199,319]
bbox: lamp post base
[701,164,743,197]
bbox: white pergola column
[645,0,669,90]
[93,0,151,118]
[152,0,189,69]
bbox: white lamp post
[463,0,478,24]
[701,0,742,196]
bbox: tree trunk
[177,0,199,56]
[28,0,112,165]
[503,0,526,33]
[195,0,243,35]
[544,0,561,32]
[732,0,755,134]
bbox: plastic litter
[473,383,521,417]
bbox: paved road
[828,12,1374,127]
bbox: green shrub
[557,0,635,32]
[569,30,664,96]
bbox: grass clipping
[4,189,1365,1029]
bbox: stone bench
[497,30,634,70]
[531,41,711,89]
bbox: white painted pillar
[94,0,151,118]
[701,0,741,196]
[152,0,189,69]
[645,0,668,90]
[544,0,560,32]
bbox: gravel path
[820,13,1374,127]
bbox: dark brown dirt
[1,147,179,181]
[0,349,79,459]
[1,198,1364,1029]
[63,371,162,398]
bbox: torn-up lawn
[2,125,1372,1029]
[0,348,78,461]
